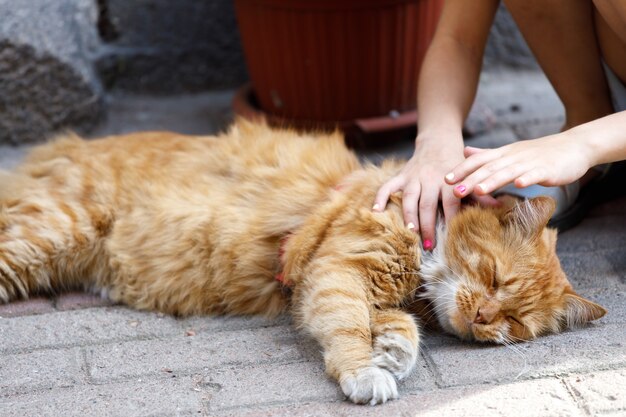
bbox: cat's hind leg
[0,172,110,302]
[371,309,420,380]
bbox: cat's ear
[562,292,607,327]
[501,196,556,237]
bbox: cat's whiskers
[417,300,458,323]
[499,332,530,380]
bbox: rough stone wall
[0,0,103,145]
[94,0,248,93]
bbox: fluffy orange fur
[0,122,605,405]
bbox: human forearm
[417,36,484,140]
[374,0,500,246]
[416,0,498,141]
[446,110,626,197]
[567,110,626,166]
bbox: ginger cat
[0,122,605,405]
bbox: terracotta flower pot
[233,0,443,144]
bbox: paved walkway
[0,69,624,416]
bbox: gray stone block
[0,307,182,354]
[557,215,626,253]
[204,361,342,413]
[89,91,236,137]
[0,348,84,396]
[95,0,248,92]
[475,70,564,128]
[0,0,103,145]
[216,378,581,417]
[399,353,437,393]
[565,369,626,415]
[423,323,626,388]
[86,325,316,383]
[0,376,206,417]
[177,313,291,335]
[558,249,626,289]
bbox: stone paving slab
[556,215,626,253]
[474,69,564,129]
[204,361,342,412]
[0,308,182,354]
[86,325,312,383]
[0,347,84,396]
[215,377,583,417]
[424,323,625,388]
[0,376,207,417]
[558,249,626,289]
[564,368,626,415]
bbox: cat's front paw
[340,366,398,405]
[372,333,418,380]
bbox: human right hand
[445,133,594,198]
[373,133,499,250]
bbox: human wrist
[565,124,607,169]
[416,126,463,146]
[413,131,464,163]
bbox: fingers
[418,186,439,250]
[459,163,529,197]
[373,176,404,212]
[463,146,487,157]
[471,193,501,207]
[401,181,421,234]
[441,187,461,229]
[445,146,500,185]
[515,168,549,188]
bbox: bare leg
[593,1,626,84]
[504,0,614,129]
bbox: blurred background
[0,0,538,148]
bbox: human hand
[445,133,593,198]
[373,134,499,249]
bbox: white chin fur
[419,223,461,335]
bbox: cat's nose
[474,308,488,324]
[473,303,499,324]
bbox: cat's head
[419,196,606,343]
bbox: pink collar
[275,234,292,287]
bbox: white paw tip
[372,333,418,380]
[341,366,398,406]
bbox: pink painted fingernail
[455,185,467,194]
[423,239,433,250]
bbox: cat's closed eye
[490,264,498,289]
[507,315,523,326]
